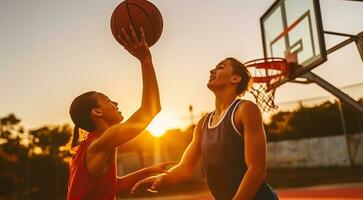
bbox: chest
[210,113,225,127]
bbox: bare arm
[131,116,206,193]
[164,116,204,181]
[116,161,175,194]
[232,101,267,200]
[85,26,161,177]
[90,26,161,152]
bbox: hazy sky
[1,0,363,130]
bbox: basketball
[110,0,163,47]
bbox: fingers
[117,34,133,53]
[121,28,132,45]
[120,25,143,45]
[117,25,150,61]
[117,34,128,47]
[118,26,140,52]
[131,179,150,194]
[146,188,159,194]
[129,25,140,43]
[130,176,164,195]
[139,27,146,43]
[151,177,163,190]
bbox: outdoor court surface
[277,184,363,200]
[121,182,363,200]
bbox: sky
[1,0,363,131]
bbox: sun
[146,112,181,137]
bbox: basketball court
[123,0,363,199]
[107,0,363,199]
[120,182,363,200]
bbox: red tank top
[67,133,116,200]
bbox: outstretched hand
[130,161,176,195]
[118,25,151,62]
[130,174,165,195]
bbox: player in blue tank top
[132,57,278,200]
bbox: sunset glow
[146,112,181,137]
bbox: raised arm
[131,116,206,194]
[121,26,161,124]
[90,26,161,151]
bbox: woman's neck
[93,121,112,135]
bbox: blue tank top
[201,99,278,200]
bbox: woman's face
[94,93,124,125]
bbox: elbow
[151,102,162,116]
[260,169,267,180]
[148,104,161,118]
[154,103,161,115]
[179,165,194,180]
[170,164,193,183]
[183,169,194,180]
[151,97,161,116]
[142,105,161,122]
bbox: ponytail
[69,91,99,147]
[71,125,80,148]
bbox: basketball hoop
[244,58,290,112]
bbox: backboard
[261,0,327,82]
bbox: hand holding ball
[110,0,163,47]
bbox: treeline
[265,99,363,141]
[0,114,71,199]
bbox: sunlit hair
[69,91,99,148]
[226,57,252,95]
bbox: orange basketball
[110,0,163,47]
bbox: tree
[0,114,26,200]
[0,114,72,199]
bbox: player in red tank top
[67,26,172,200]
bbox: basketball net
[244,58,290,112]
[250,84,278,112]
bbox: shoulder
[235,100,262,122]
[193,115,209,137]
[196,114,208,130]
[236,100,260,114]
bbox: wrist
[145,166,164,175]
[139,56,152,64]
